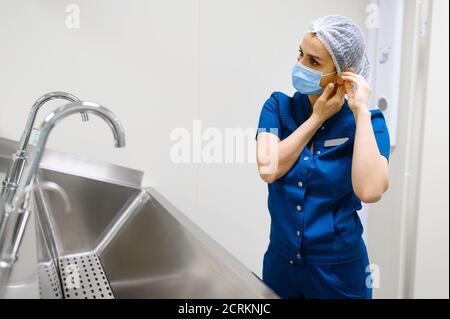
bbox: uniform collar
[291,92,350,130]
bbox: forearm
[351,109,389,202]
[261,114,323,183]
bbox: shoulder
[263,91,292,106]
[369,108,386,119]
[369,109,389,133]
[261,91,296,115]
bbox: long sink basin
[35,170,276,298]
[0,137,277,298]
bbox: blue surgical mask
[292,63,336,95]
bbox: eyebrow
[299,45,323,61]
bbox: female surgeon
[256,15,390,299]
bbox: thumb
[320,83,335,100]
[344,81,353,97]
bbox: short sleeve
[370,109,391,162]
[255,93,282,140]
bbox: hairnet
[306,15,370,81]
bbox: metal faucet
[1,92,89,203]
[0,101,125,274]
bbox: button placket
[297,151,311,262]
[314,140,325,157]
[292,149,310,264]
[298,215,304,242]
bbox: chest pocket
[315,136,353,156]
[324,137,350,148]
[311,137,354,196]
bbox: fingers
[343,80,353,93]
[340,69,359,77]
[318,82,335,101]
[340,71,357,76]
[337,68,356,82]
[332,84,346,106]
[341,72,371,100]
[343,67,356,73]
[336,83,346,97]
[340,72,365,86]
[344,80,354,104]
[340,74,361,84]
[338,71,362,95]
[325,84,345,111]
[329,84,345,101]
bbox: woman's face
[297,32,340,95]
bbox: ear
[338,68,355,84]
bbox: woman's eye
[310,58,319,65]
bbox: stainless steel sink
[0,137,277,298]
[34,169,276,298]
[0,144,275,299]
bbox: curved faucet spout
[18,91,86,153]
[0,100,125,281]
[18,101,126,195]
[1,92,89,201]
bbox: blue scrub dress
[256,91,390,299]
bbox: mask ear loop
[321,71,339,86]
[322,71,337,77]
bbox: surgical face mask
[292,63,337,95]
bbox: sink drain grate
[58,253,114,299]
[37,260,62,299]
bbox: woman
[256,15,390,299]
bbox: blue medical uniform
[256,91,390,299]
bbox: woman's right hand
[311,83,346,123]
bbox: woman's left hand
[339,70,372,115]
